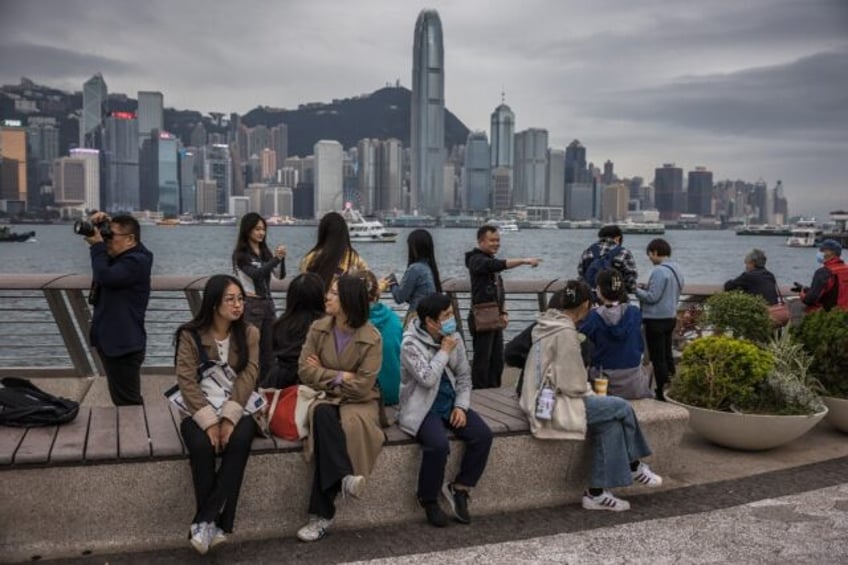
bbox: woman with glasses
[296,274,385,542]
[232,212,287,384]
[173,274,259,554]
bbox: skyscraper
[654,163,684,220]
[70,148,100,212]
[377,138,403,212]
[357,138,378,214]
[463,131,490,211]
[81,74,107,148]
[411,9,445,217]
[687,166,713,216]
[490,99,514,169]
[0,124,28,208]
[137,91,164,147]
[513,128,548,206]
[271,124,288,164]
[314,140,343,216]
[545,148,565,208]
[201,144,232,214]
[139,131,179,215]
[102,112,139,212]
[564,140,587,184]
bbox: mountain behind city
[0,79,471,156]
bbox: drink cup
[593,376,609,396]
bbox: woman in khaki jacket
[296,274,385,542]
[174,274,259,554]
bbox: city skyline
[1,0,846,217]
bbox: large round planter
[666,394,828,451]
[822,396,848,433]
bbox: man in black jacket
[84,212,153,405]
[723,248,779,305]
[464,225,540,389]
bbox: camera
[790,281,804,293]
[73,219,112,239]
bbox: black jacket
[89,242,153,357]
[723,267,779,305]
[264,313,324,388]
[464,248,507,306]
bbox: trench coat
[298,315,386,477]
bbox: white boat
[615,220,666,235]
[340,208,397,243]
[786,220,822,247]
[486,219,519,233]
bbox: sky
[2,0,847,217]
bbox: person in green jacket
[360,270,403,405]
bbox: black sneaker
[442,483,471,524]
[419,498,449,527]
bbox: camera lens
[73,220,95,237]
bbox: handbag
[768,285,790,327]
[472,302,506,332]
[261,385,323,441]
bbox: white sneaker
[582,490,631,512]
[341,474,366,499]
[208,523,226,549]
[631,462,663,487]
[297,515,333,542]
[189,522,210,554]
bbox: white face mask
[816,251,825,264]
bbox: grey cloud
[0,41,139,81]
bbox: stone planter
[666,394,828,451]
[821,396,848,433]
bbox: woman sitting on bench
[174,274,259,554]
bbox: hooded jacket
[519,310,593,440]
[369,302,403,405]
[397,318,472,437]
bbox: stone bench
[0,389,689,562]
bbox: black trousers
[99,350,144,406]
[309,404,354,519]
[244,296,276,384]
[468,317,504,389]
[180,416,255,532]
[643,318,677,400]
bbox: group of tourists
[79,208,848,554]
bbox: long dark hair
[407,229,442,293]
[273,273,326,340]
[336,274,370,329]
[232,212,271,271]
[596,268,629,303]
[305,212,362,290]
[173,274,249,372]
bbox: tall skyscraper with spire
[490,94,514,170]
[411,9,445,217]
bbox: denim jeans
[584,395,653,489]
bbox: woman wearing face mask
[397,292,493,527]
[520,280,662,512]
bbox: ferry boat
[614,220,666,235]
[0,226,35,242]
[265,215,295,226]
[486,219,519,233]
[785,220,822,248]
[735,224,792,236]
[340,208,397,243]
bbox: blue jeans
[584,395,653,489]
[416,409,493,501]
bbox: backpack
[0,377,80,427]
[583,243,623,287]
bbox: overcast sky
[2,0,846,217]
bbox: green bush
[747,332,825,415]
[702,291,773,344]
[670,335,774,411]
[792,309,848,398]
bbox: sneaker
[419,499,449,527]
[631,462,663,487]
[189,522,210,555]
[208,523,226,549]
[442,483,471,524]
[297,515,333,542]
[341,474,366,499]
[582,490,630,512]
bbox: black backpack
[583,243,623,287]
[0,377,80,427]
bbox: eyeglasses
[110,232,133,239]
[223,295,245,305]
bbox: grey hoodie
[397,319,472,436]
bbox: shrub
[670,335,774,411]
[702,291,773,344]
[792,309,848,398]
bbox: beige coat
[176,325,260,430]
[298,315,386,476]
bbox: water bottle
[535,385,555,421]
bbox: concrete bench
[0,389,689,562]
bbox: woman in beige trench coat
[296,274,386,542]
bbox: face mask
[439,318,457,336]
[816,251,825,264]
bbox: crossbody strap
[661,263,682,290]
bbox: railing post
[65,287,105,376]
[184,289,203,318]
[43,288,96,377]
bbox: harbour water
[0,224,822,285]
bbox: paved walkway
[55,456,848,565]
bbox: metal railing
[0,274,778,379]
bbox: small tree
[702,291,773,344]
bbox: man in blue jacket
[84,212,153,405]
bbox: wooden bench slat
[0,427,28,465]
[144,400,184,458]
[13,425,58,464]
[86,406,117,461]
[471,392,530,432]
[118,405,150,459]
[473,390,530,423]
[51,407,91,463]
[468,402,510,433]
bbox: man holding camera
[82,212,154,405]
[794,239,848,313]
